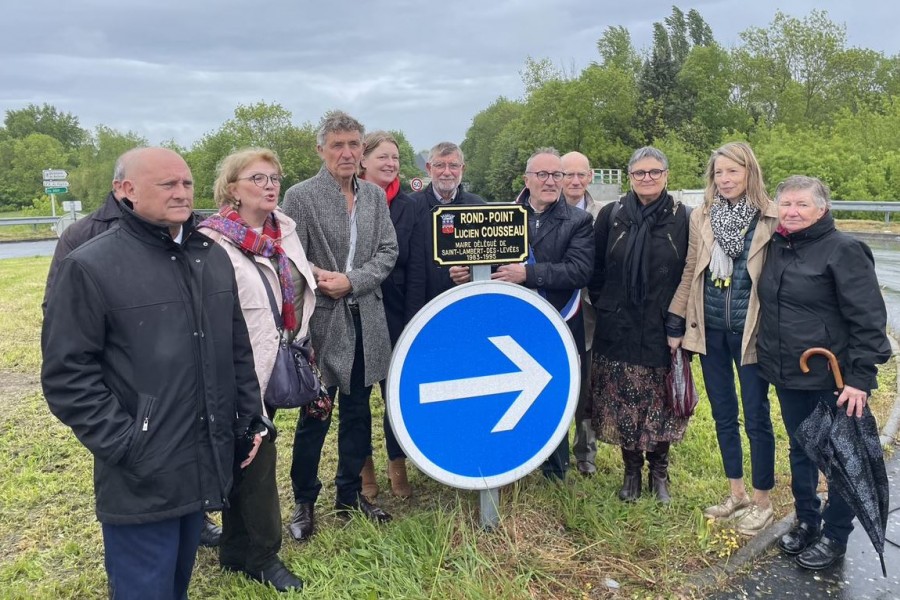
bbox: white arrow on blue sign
[387,281,579,490]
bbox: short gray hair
[113,147,143,181]
[428,141,465,164]
[628,146,668,170]
[525,147,560,171]
[775,175,831,209]
[316,110,365,147]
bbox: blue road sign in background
[387,281,579,490]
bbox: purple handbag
[252,260,320,409]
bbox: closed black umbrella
[794,347,890,577]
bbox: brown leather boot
[618,448,644,502]
[360,455,379,500]
[388,458,412,499]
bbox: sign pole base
[472,263,501,530]
[479,488,500,530]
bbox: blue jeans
[102,511,205,600]
[699,329,775,490]
[776,387,855,545]
[291,311,373,506]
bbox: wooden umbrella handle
[799,347,844,389]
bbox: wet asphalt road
[709,451,900,599]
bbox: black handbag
[252,259,320,409]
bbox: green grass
[0,256,895,599]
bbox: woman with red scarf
[357,131,418,499]
[198,148,316,592]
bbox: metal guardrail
[0,216,60,226]
[831,201,900,223]
[0,209,218,229]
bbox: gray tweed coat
[282,166,398,390]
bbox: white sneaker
[735,504,775,536]
[703,494,752,520]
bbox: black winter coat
[517,190,595,353]
[43,191,122,311]
[381,189,418,346]
[406,184,487,315]
[756,212,890,392]
[589,192,689,368]
[41,203,261,525]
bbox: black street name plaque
[432,205,529,266]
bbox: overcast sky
[3,0,898,154]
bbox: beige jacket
[200,210,317,410]
[667,200,778,365]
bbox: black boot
[647,442,671,504]
[618,448,644,502]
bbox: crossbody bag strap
[246,252,285,333]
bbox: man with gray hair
[282,110,398,541]
[497,147,594,480]
[406,142,486,313]
[42,150,130,312]
[560,151,599,477]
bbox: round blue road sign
[387,281,579,489]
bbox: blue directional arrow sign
[387,281,579,490]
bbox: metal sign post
[387,280,579,531]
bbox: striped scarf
[200,207,297,332]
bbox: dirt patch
[0,370,42,425]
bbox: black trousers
[220,435,281,571]
[291,311,373,506]
[776,387,855,545]
[378,379,406,461]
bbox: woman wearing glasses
[198,148,316,592]
[357,130,417,499]
[588,146,689,503]
[667,142,778,535]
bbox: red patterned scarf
[200,207,297,332]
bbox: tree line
[460,8,900,202]
[0,102,420,213]
[2,8,900,213]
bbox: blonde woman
[667,142,777,535]
[199,148,316,592]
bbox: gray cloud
[2,0,898,153]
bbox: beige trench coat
[667,200,778,365]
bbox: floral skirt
[590,354,689,452]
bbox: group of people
[39,106,891,599]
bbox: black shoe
[246,558,304,593]
[288,502,315,542]
[795,536,846,570]
[335,495,392,523]
[576,460,596,477]
[199,514,221,547]
[777,521,821,556]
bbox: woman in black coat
[757,175,891,571]
[589,146,690,504]
[358,131,418,499]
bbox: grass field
[0,256,895,599]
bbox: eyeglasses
[239,173,283,187]
[564,171,591,180]
[629,169,667,181]
[430,162,463,172]
[526,171,565,182]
